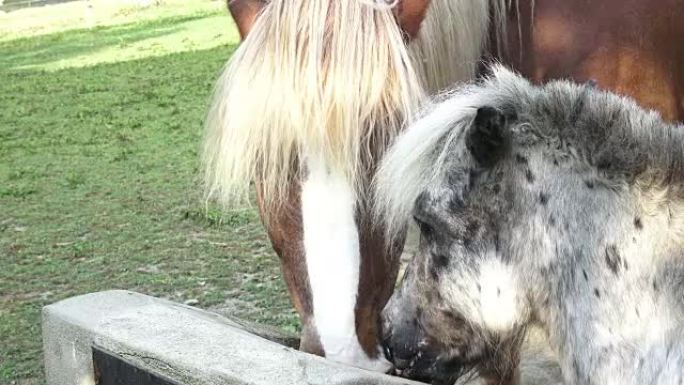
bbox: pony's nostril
[382,342,394,362]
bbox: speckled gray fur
[378,66,684,385]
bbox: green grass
[0,3,297,383]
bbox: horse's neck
[535,191,684,383]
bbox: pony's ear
[394,0,432,39]
[228,0,266,39]
[466,106,510,167]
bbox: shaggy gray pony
[375,66,684,385]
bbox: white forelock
[374,66,528,242]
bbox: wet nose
[381,308,461,384]
[382,343,413,371]
[380,309,423,370]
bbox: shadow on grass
[0,13,214,70]
[0,41,239,145]
[0,42,296,385]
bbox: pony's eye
[414,216,434,237]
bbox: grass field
[0,2,297,383]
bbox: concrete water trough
[41,290,424,385]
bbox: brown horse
[498,0,684,122]
[204,0,684,380]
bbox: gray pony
[375,66,684,385]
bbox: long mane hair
[203,0,506,211]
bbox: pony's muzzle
[381,297,464,384]
[380,323,422,371]
[380,297,426,371]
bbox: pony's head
[375,66,679,383]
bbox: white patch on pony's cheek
[301,155,391,372]
[478,260,522,332]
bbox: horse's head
[376,66,669,383]
[211,0,495,372]
[208,0,485,210]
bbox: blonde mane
[409,0,489,93]
[203,0,507,211]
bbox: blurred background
[0,2,299,384]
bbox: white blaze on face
[301,155,391,372]
[478,260,522,332]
